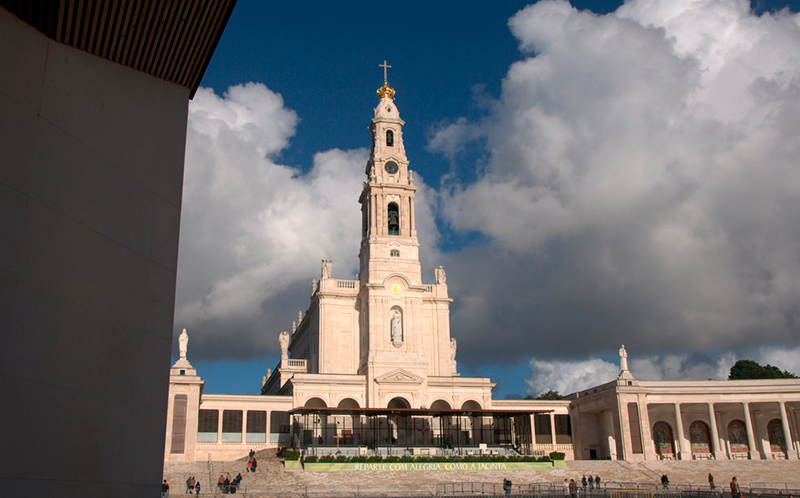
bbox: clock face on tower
[384,161,398,174]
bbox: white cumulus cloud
[434,0,800,372]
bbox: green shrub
[549,451,565,460]
[283,450,301,461]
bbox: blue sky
[175,0,800,398]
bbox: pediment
[374,368,424,385]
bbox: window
[386,129,394,147]
[246,410,267,443]
[170,395,188,454]
[270,411,291,434]
[222,410,243,442]
[534,414,552,444]
[390,249,399,257]
[628,403,643,454]
[388,203,399,235]
[555,414,572,444]
[198,409,219,443]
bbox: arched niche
[652,421,674,458]
[387,397,410,409]
[430,400,451,410]
[390,306,403,345]
[461,400,481,410]
[304,397,327,408]
[337,398,360,409]
[387,202,399,235]
[767,419,786,452]
[727,419,748,454]
[689,420,711,455]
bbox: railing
[336,279,358,289]
[424,285,433,292]
[286,358,307,369]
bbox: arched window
[652,421,674,457]
[390,249,399,257]
[386,129,394,147]
[689,420,711,455]
[387,203,399,235]
[727,420,748,454]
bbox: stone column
[779,401,797,459]
[550,412,557,451]
[409,195,415,233]
[742,402,759,460]
[243,409,248,445]
[707,403,721,459]
[674,403,687,460]
[638,398,654,460]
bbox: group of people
[497,474,741,497]
[217,473,242,494]
[184,476,200,495]
[247,448,259,472]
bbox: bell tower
[358,61,421,286]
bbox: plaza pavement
[163,451,800,497]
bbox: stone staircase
[163,457,800,496]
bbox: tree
[728,359,797,380]
[535,390,564,400]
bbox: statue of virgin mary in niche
[391,309,402,344]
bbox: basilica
[164,74,800,465]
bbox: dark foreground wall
[0,8,188,497]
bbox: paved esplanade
[164,453,800,497]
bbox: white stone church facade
[164,78,800,464]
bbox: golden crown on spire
[377,84,395,99]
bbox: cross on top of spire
[376,60,396,100]
[379,60,392,85]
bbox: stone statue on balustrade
[279,331,290,362]
[435,265,446,285]
[178,328,189,361]
[321,260,332,279]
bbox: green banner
[303,461,556,472]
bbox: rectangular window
[246,410,267,443]
[270,411,291,434]
[555,414,572,444]
[628,403,643,454]
[198,409,219,443]
[534,414,552,444]
[222,410,243,443]
[170,395,188,454]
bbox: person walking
[162,479,170,498]
[708,473,715,490]
[730,477,741,498]
[582,476,587,492]
[569,479,578,498]
[595,476,601,489]
[194,482,201,496]
[503,478,512,496]
[661,474,669,489]
[588,475,594,490]
[563,479,570,496]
